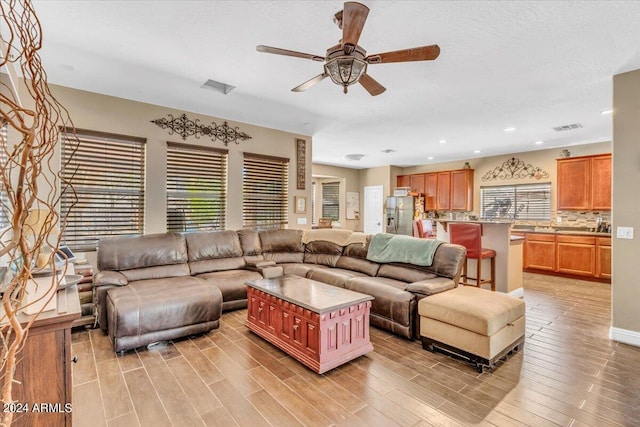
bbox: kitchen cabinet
[557,154,611,210]
[424,173,438,210]
[397,169,473,212]
[523,233,556,271]
[596,237,611,279]
[436,171,451,210]
[556,235,596,277]
[591,155,612,210]
[397,175,411,188]
[410,174,425,195]
[450,169,474,211]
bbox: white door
[364,185,384,234]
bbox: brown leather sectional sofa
[94,228,466,351]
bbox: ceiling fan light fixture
[324,56,367,93]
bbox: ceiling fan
[256,1,440,96]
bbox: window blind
[243,153,289,229]
[60,128,146,251]
[481,183,551,220]
[0,123,8,228]
[322,181,340,220]
[166,142,228,232]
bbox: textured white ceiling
[28,1,640,168]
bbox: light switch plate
[616,226,634,239]
[297,217,307,225]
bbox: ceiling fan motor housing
[324,44,368,93]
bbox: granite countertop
[511,227,611,237]
[435,219,514,224]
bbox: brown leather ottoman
[106,277,222,352]
[418,286,525,372]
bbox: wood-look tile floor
[71,273,640,427]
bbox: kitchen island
[436,220,523,296]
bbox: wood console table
[246,275,373,374]
[1,285,80,426]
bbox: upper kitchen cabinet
[450,169,474,211]
[436,171,451,210]
[424,173,438,210]
[397,175,411,188]
[557,153,611,211]
[410,174,426,195]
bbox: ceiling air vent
[201,79,236,95]
[553,123,583,132]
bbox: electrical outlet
[616,226,634,239]
[556,216,562,223]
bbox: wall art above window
[151,113,252,146]
[481,157,549,181]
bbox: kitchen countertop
[511,228,611,237]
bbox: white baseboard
[509,287,524,298]
[609,327,640,347]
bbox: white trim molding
[509,287,524,298]
[609,326,640,347]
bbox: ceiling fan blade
[366,44,441,64]
[291,73,328,92]
[342,2,369,52]
[359,74,386,96]
[256,45,324,62]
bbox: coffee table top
[245,275,373,314]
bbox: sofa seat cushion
[406,277,456,296]
[106,277,222,352]
[345,276,416,330]
[418,286,525,336]
[306,267,368,288]
[195,269,263,303]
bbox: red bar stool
[449,223,496,291]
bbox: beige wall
[312,164,360,230]
[402,141,612,220]
[612,68,640,342]
[2,79,313,239]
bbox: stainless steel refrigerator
[385,196,415,235]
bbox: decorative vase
[463,162,471,169]
[559,149,571,158]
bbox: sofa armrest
[94,270,128,287]
[406,277,456,296]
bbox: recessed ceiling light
[381,149,396,153]
[427,156,434,160]
[504,127,516,132]
[535,140,544,145]
[439,140,446,144]
[601,110,613,115]
[474,150,480,153]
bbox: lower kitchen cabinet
[523,233,556,271]
[556,235,596,277]
[521,232,611,281]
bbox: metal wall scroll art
[296,138,306,190]
[151,113,252,146]
[481,157,549,181]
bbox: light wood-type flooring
[71,273,640,426]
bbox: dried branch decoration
[481,157,550,181]
[151,113,252,146]
[1,1,76,424]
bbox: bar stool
[449,223,496,291]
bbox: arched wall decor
[151,113,252,146]
[481,157,550,181]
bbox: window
[243,153,289,229]
[0,122,8,228]
[321,181,340,221]
[60,128,145,251]
[481,183,551,220]
[166,142,227,232]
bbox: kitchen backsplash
[514,210,611,229]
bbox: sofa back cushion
[259,229,304,263]
[304,241,343,267]
[97,233,190,281]
[185,230,245,274]
[237,229,265,264]
[376,264,437,283]
[335,241,380,276]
